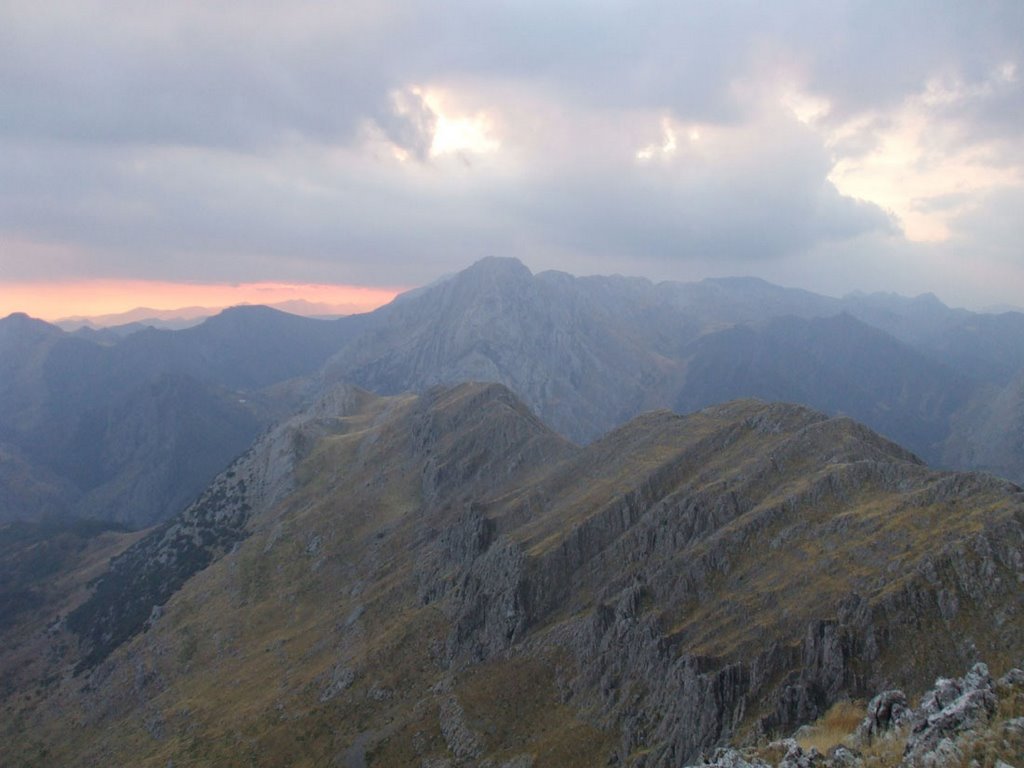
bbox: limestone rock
[904,664,998,766]
[856,689,911,742]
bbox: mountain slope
[324,257,689,443]
[0,307,370,527]
[6,258,1024,531]
[676,313,971,463]
[943,370,1024,479]
[324,258,981,474]
[3,385,1021,767]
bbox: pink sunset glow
[0,280,405,322]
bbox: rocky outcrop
[855,690,911,742]
[690,661,1024,768]
[902,663,999,765]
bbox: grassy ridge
[2,387,1022,766]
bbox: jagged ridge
[3,385,1022,767]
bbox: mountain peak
[213,304,293,319]
[1,311,53,328]
[459,255,533,281]
[0,311,62,342]
[912,291,947,308]
[192,304,311,335]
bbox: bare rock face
[903,663,998,765]
[701,746,773,768]
[325,257,683,446]
[855,690,911,742]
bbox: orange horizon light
[0,279,407,324]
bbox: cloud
[947,184,1024,262]
[0,93,895,285]
[1,1,1022,305]
[498,106,895,265]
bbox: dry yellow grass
[455,655,615,768]
[857,733,908,768]
[780,681,1024,768]
[793,700,866,754]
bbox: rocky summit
[2,382,1022,766]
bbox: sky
[2,1,1023,319]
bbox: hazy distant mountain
[911,310,1024,383]
[837,290,969,343]
[980,302,1024,314]
[6,383,1020,765]
[56,305,215,331]
[944,371,1024,479]
[662,274,842,325]
[323,257,1001,474]
[0,307,366,527]
[56,298,362,332]
[675,313,972,463]
[0,442,76,521]
[110,304,370,390]
[324,257,694,441]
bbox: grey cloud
[800,1,1024,118]
[0,104,894,286]
[3,2,1021,149]
[0,1,1021,295]
[504,125,895,266]
[374,89,437,161]
[2,12,411,152]
[946,185,1024,259]
[0,138,506,283]
[932,71,1024,151]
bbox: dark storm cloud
[0,1,1022,301]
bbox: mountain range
[3,257,1024,765]
[0,305,385,527]
[54,298,358,333]
[9,256,1023,531]
[2,381,1021,766]
[324,258,1024,467]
